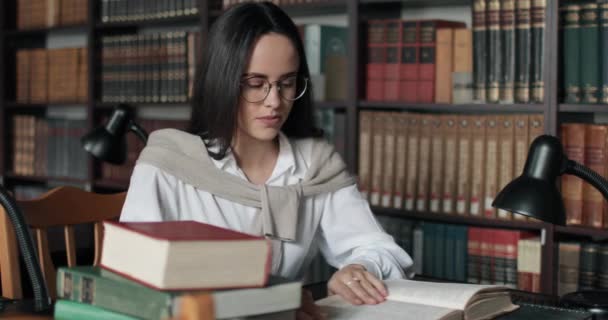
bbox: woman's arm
[119,164,180,222]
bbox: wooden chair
[0,186,126,300]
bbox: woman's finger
[362,271,388,297]
[343,277,377,304]
[354,272,385,302]
[331,281,362,305]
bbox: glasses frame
[239,75,308,103]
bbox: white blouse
[120,132,414,281]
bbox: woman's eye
[281,78,297,88]
[246,80,265,88]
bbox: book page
[385,279,503,310]
[318,295,460,320]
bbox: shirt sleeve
[317,184,414,280]
[119,164,181,222]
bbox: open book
[317,279,519,320]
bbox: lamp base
[561,290,608,320]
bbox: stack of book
[54,220,302,319]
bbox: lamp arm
[128,121,148,144]
[0,187,51,311]
[564,159,608,202]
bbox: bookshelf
[1,0,607,298]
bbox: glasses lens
[241,77,269,103]
[280,76,307,101]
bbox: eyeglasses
[240,75,308,103]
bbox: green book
[600,1,608,103]
[500,0,516,103]
[57,266,301,320]
[486,0,501,103]
[473,0,488,102]
[54,300,138,320]
[530,0,547,103]
[515,0,531,103]
[580,2,600,104]
[562,4,581,103]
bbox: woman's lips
[257,115,281,126]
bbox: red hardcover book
[417,20,466,103]
[366,20,386,101]
[400,21,418,102]
[100,220,272,291]
[384,19,402,101]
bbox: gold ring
[345,277,360,286]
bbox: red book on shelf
[400,21,418,103]
[366,19,386,101]
[417,20,466,103]
[384,19,402,101]
[100,220,272,291]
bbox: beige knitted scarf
[137,129,357,242]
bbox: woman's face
[236,33,300,144]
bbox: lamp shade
[81,105,130,165]
[493,135,567,225]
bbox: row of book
[377,216,542,292]
[17,0,87,29]
[12,115,88,180]
[222,0,333,10]
[100,0,200,23]
[561,123,608,228]
[101,31,200,104]
[558,241,608,296]
[472,0,546,104]
[366,19,469,104]
[300,25,348,102]
[100,118,188,183]
[358,111,544,220]
[16,48,88,104]
[561,2,608,104]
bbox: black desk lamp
[493,134,608,318]
[81,104,148,165]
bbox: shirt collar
[209,132,299,180]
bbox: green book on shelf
[580,2,600,104]
[54,300,138,320]
[600,0,608,103]
[56,266,301,320]
[561,4,581,103]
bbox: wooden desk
[0,312,51,319]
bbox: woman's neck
[231,133,280,185]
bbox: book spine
[455,116,472,215]
[384,20,401,101]
[405,115,420,211]
[370,112,385,206]
[582,125,606,228]
[358,111,373,201]
[366,21,385,101]
[515,0,532,103]
[400,21,419,103]
[473,0,488,102]
[56,268,173,320]
[580,2,600,104]
[530,0,546,102]
[467,228,481,284]
[579,243,598,290]
[602,2,608,103]
[434,28,454,103]
[54,300,140,320]
[442,116,459,214]
[393,113,408,209]
[416,116,432,212]
[513,115,529,220]
[486,0,501,103]
[418,21,437,103]
[561,123,585,225]
[484,116,499,219]
[562,5,581,103]
[558,242,581,296]
[381,113,396,207]
[497,115,514,220]
[500,0,516,103]
[452,29,474,104]
[429,116,444,213]
[469,116,486,216]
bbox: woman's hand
[296,289,326,320]
[327,264,387,305]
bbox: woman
[120,2,413,319]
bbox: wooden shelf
[372,206,547,231]
[4,173,88,185]
[210,0,347,18]
[4,102,87,110]
[93,179,128,190]
[96,15,200,30]
[3,24,87,37]
[359,101,545,113]
[559,104,608,113]
[95,101,191,109]
[554,225,608,241]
